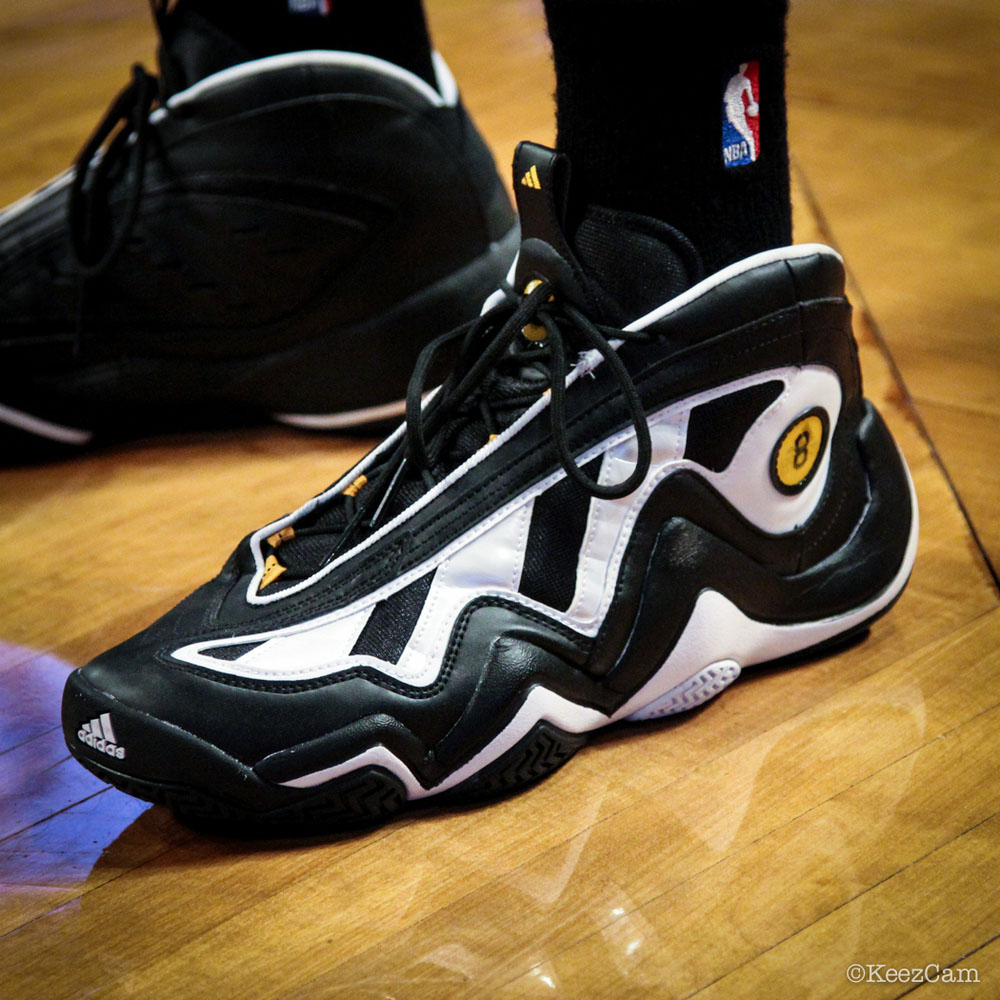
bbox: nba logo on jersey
[722,61,761,168]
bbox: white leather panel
[233,604,373,675]
[692,365,841,533]
[281,470,918,797]
[374,500,532,687]
[175,364,843,681]
[176,502,533,685]
[567,412,686,628]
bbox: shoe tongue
[512,141,704,325]
[155,1,259,96]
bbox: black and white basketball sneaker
[0,1,516,457]
[63,143,917,828]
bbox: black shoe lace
[68,62,159,278]
[67,62,158,355]
[404,280,652,500]
[278,281,654,578]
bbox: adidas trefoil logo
[78,712,126,760]
[520,164,541,190]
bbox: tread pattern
[628,660,741,721]
[447,722,588,801]
[75,753,406,832]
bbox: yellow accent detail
[523,279,554,301]
[775,414,825,488]
[342,474,368,498]
[520,164,541,190]
[521,280,554,342]
[259,554,287,590]
[266,525,296,548]
[489,433,499,441]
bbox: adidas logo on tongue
[78,712,126,760]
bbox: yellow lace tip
[259,554,287,591]
[266,525,295,548]
[343,474,368,498]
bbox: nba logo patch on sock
[722,61,760,168]
[288,0,331,15]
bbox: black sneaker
[0,2,517,457]
[62,143,917,829]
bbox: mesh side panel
[573,206,703,318]
[349,569,436,664]
[519,457,602,612]
[684,381,783,473]
[276,533,334,581]
[203,642,264,661]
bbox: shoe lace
[67,61,158,354]
[404,280,652,500]
[268,281,654,582]
[68,62,159,278]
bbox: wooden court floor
[1,1,997,997]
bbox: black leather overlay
[596,403,910,695]
[77,402,908,797]
[191,254,862,640]
[350,569,435,664]
[684,380,783,472]
[519,457,601,612]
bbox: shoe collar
[158,48,457,121]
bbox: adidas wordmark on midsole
[78,713,126,760]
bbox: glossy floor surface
[2,1,998,997]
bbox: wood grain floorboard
[787,0,1000,575]
[0,1,997,998]
[918,401,1000,585]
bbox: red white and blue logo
[722,61,761,168]
[288,0,332,15]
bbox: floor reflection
[0,641,172,904]
[0,641,75,751]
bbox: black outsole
[74,752,409,833]
[445,722,589,803]
[0,421,89,465]
[71,718,589,833]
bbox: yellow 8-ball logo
[771,408,829,493]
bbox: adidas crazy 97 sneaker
[62,143,917,828]
[0,1,516,456]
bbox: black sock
[171,0,437,88]
[543,0,791,273]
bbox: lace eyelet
[522,279,554,342]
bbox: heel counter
[789,250,864,417]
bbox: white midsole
[280,462,919,799]
[0,401,93,445]
[0,396,400,443]
[272,398,407,430]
